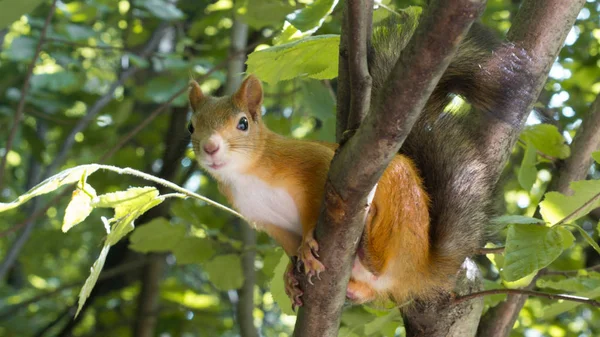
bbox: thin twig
[453,288,600,307]
[0,0,58,190]
[553,191,600,227]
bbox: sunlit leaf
[236,0,294,29]
[0,165,100,212]
[77,244,110,317]
[94,187,159,219]
[503,224,575,281]
[539,180,600,225]
[62,182,96,233]
[520,124,570,159]
[204,254,244,290]
[518,141,537,191]
[105,197,163,246]
[542,287,600,320]
[246,35,340,84]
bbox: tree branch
[293,1,485,336]
[454,288,600,307]
[0,0,58,191]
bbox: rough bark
[476,1,587,336]
[293,1,485,336]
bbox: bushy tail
[369,13,498,276]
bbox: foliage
[0,0,600,337]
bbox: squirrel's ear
[189,80,206,111]
[233,75,263,120]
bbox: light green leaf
[161,289,220,310]
[537,273,600,292]
[288,0,338,32]
[518,141,538,191]
[539,180,600,225]
[299,79,335,120]
[246,35,340,84]
[94,187,159,219]
[0,0,45,29]
[520,124,570,159]
[542,287,600,320]
[364,310,401,335]
[337,327,360,337]
[105,197,163,246]
[491,215,545,226]
[62,183,96,233]
[270,252,294,315]
[483,280,506,308]
[593,151,600,164]
[77,244,110,317]
[503,225,575,281]
[0,165,99,212]
[204,254,244,290]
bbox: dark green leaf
[204,254,244,290]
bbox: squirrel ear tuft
[189,80,205,111]
[233,75,263,120]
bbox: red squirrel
[188,17,507,308]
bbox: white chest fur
[225,173,302,235]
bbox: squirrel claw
[297,229,326,282]
[285,261,304,309]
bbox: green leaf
[520,124,570,159]
[129,217,185,253]
[483,280,506,308]
[539,180,600,225]
[172,238,215,264]
[129,217,215,264]
[503,224,575,281]
[491,215,545,226]
[542,287,600,320]
[77,244,110,317]
[270,252,294,315]
[364,310,401,335]
[246,35,340,85]
[236,0,294,29]
[204,255,244,291]
[62,182,96,233]
[592,151,600,164]
[288,0,338,32]
[299,79,335,120]
[537,273,600,292]
[31,71,84,94]
[0,0,45,29]
[337,327,360,337]
[567,223,600,255]
[0,165,100,212]
[518,141,537,191]
[141,0,184,20]
[65,24,96,41]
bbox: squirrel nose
[203,142,220,155]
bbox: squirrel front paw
[297,228,326,284]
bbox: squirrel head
[188,75,266,179]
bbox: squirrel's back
[369,13,498,281]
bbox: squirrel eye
[187,122,195,134]
[237,117,248,131]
